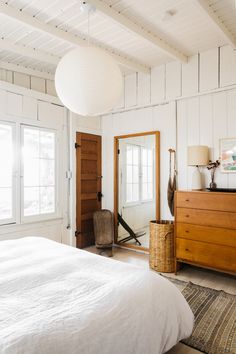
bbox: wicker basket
[149,220,174,273]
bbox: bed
[0,237,194,354]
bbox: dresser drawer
[176,238,236,273]
[176,223,236,247]
[176,191,236,212]
[176,207,236,229]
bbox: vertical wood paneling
[124,73,137,108]
[212,92,228,187]
[182,54,198,96]
[114,75,125,109]
[200,48,219,92]
[199,95,213,187]
[31,76,45,93]
[166,61,181,99]
[220,45,236,88]
[151,65,165,103]
[227,90,236,188]
[13,72,30,89]
[0,89,6,113]
[177,100,188,190]
[186,97,200,189]
[152,102,176,219]
[7,92,22,116]
[137,72,150,106]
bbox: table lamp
[188,145,209,190]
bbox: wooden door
[76,132,102,248]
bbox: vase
[210,181,217,189]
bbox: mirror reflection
[117,134,156,249]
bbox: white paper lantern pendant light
[55,2,123,116]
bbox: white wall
[101,45,236,220]
[102,102,176,220]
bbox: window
[126,144,139,203]
[22,127,56,219]
[125,144,154,204]
[0,122,15,224]
[0,121,58,226]
[141,147,154,201]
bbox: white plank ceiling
[0,0,236,75]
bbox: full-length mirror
[114,131,160,251]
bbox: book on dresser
[174,190,236,275]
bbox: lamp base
[191,167,202,190]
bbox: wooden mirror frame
[114,131,160,251]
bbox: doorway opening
[75,132,102,248]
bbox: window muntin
[22,126,56,218]
[0,122,15,224]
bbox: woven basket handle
[161,231,172,241]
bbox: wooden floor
[86,245,236,354]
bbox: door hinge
[75,143,81,149]
[75,230,81,237]
[118,149,120,154]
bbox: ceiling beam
[196,0,236,48]
[0,60,54,80]
[0,2,150,73]
[0,38,60,65]
[88,0,188,63]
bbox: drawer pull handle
[185,248,189,252]
[185,199,189,202]
[185,215,190,218]
[185,230,189,233]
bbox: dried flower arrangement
[207,159,220,189]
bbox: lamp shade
[188,145,209,166]
[55,47,123,116]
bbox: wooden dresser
[175,190,236,275]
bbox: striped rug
[169,279,236,354]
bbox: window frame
[0,120,17,226]
[20,124,59,224]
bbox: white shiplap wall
[0,67,57,96]
[102,45,236,219]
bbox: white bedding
[0,237,194,354]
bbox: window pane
[40,159,55,186]
[0,188,12,220]
[127,166,132,183]
[133,147,139,165]
[40,187,54,214]
[142,166,148,183]
[0,123,13,221]
[142,148,147,165]
[126,184,132,202]
[40,131,55,159]
[23,127,56,217]
[126,146,132,164]
[24,158,39,187]
[142,183,148,200]
[133,166,139,183]
[132,184,139,201]
[24,187,39,216]
[148,166,153,182]
[148,183,153,199]
[148,149,153,166]
[23,128,39,158]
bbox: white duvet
[0,237,193,354]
